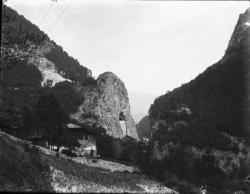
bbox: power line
[47,0,72,33]
[39,2,54,27]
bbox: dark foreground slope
[144,7,250,194]
[0,132,53,191]
[0,131,176,193]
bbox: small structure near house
[66,123,98,157]
[28,134,48,148]
[28,134,58,151]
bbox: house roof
[66,123,97,135]
[28,134,45,140]
[67,123,81,128]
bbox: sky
[6,0,250,119]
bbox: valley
[1,2,250,194]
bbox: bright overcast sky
[7,0,250,96]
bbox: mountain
[0,6,137,140]
[149,7,250,140]
[144,7,250,194]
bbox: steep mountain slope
[149,7,250,139]
[146,7,250,194]
[1,6,91,113]
[1,5,137,139]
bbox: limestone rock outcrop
[72,72,138,139]
[226,7,250,54]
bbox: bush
[240,147,248,155]
[95,134,122,159]
[84,77,97,86]
[44,81,82,114]
[61,149,78,157]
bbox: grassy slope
[0,132,52,191]
[0,131,176,193]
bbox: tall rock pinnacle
[72,72,139,139]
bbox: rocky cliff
[226,7,250,54]
[72,72,138,139]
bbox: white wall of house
[76,134,97,156]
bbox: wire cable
[39,2,54,27]
[47,0,72,33]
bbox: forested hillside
[2,6,91,84]
[0,5,93,140]
[143,7,250,194]
[149,7,250,144]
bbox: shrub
[84,77,97,86]
[61,149,78,157]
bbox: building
[28,134,48,148]
[28,124,99,157]
[66,123,98,157]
